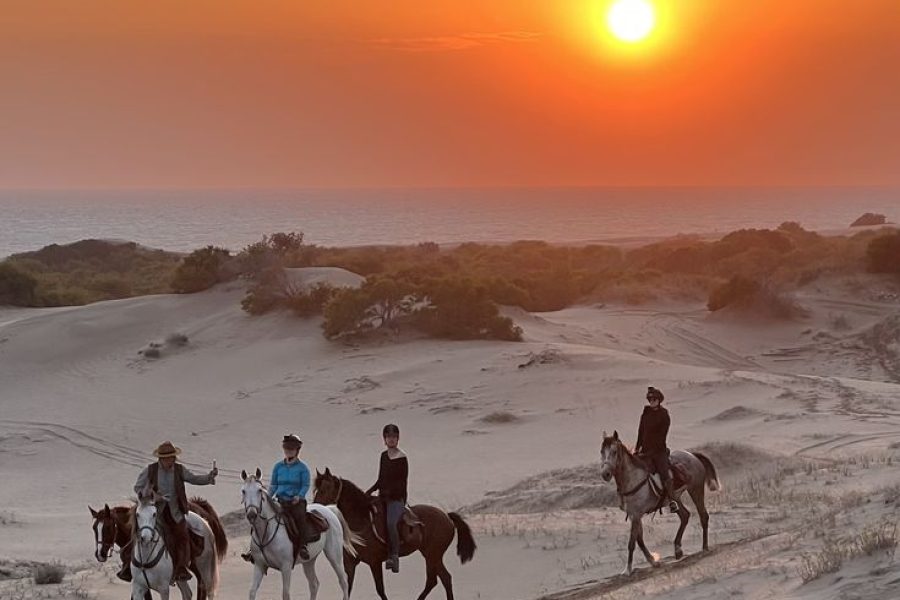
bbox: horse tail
[448,512,476,564]
[693,452,722,492]
[189,497,229,562]
[332,506,363,558]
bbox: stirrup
[668,500,679,513]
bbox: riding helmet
[282,434,303,449]
[646,387,665,402]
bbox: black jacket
[366,451,408,503]
[635,405,670,455]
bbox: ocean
[0,187,897,258]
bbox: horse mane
[331,475,371,517]
[604,436,649,472]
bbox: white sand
[2,269,900,599]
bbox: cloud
[372,31,542,52]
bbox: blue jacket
[270,459,310,502]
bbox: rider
[366,423,408,574]
[128,441,217,583]
[270,434,313,561]
[635,387,680,513]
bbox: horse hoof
[621,567,633,577]
[675,549,684,560]
[651,560,661,568]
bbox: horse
[90,499,227,600]
[130,488,221,600]
[240,467,358,600]
[599,430,721,576]
[313,468,476,600]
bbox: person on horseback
[127,441,217,583]
[366,423,408,574]
[635,387,680,513]
[270,434,313,561]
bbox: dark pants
[385,501,404,558]
[161,507,192,579]
[646,451,671,483]
[283,499,309,544]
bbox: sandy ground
[2,267,900,599]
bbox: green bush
[322,288,376,339]
[171,246,233,293]
[866,232,900,274]
[33,562,65,585]
[416,277,523,341]
[0,262,38,306]
[286,282,338,317]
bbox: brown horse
[313,468,476,600]
[89,498,228,600]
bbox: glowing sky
[1,1,898,188]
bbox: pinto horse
[599,430,721,575]
[313,468,476,600]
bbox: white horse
[240,468,359,600]
[131,489,220,600]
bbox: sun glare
[607,0,656,43]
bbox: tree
[416,277,522,341]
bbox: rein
[609,441,654,499]
[245,487,284,567]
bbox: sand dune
[2,268,900,599]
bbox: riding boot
[291,502,310,561]
[169,517,193,582]
[663,479,679,513]
[117,545,132,582]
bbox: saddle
[370,502,424,551]
[284,510,329,561]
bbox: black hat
[282,434,303,449]
[382,423,400,437]
[646,387,664,402]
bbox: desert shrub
[322,287,377,339]
[87,273,132,298]
[171,246,233,293]
[0,262,38,305]
[707,275,762,311]
[416,277,523,341]
[285,282,338,317]
[33,562,65,584]
[866,232,900,274]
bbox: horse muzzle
[600,469,612,482]
[246,508,258,522]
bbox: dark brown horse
[89,498,228,600]
[313,468,476,600]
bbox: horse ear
[315,468,322,477]
[89,506,99,518]
[602,430,607,439]
[325,467,331,476]
[613,430,619,440]
[255,467,262,480]
[103,503,111,514]
[241,469,248,481]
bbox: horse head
[134,487,163,543]
[89,504,116,562]
[312,467,338,504]
[599,430,623,483]
[240,467,266,523]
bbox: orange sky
[1,0,898,188]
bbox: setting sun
[607,0,656,43]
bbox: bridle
[603,439,650,498]
[92,518,115,561]
[131,504,167,587]
[243,481,283,565]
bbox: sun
[607,0,656,43]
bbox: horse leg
[248,564,265,600]
[673,501,691,560]
[323,538,351,600]
[369,562,389,600]
[688,486,711,552]
[190,563,205,600]
[436,560,454,600]
[415,560,440,600]
[280,564,293,600]
[302,560,319,600]
[343,556,358,597]
[176,580,193,600]
[635,519,659,568]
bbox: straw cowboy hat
[153,441,182,458]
